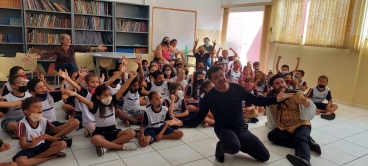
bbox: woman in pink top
[155,37,182,61]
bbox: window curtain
[304,0,355,48]
[270,0,305,45]
[349,0,368,50]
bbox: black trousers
[215,127,270,161]
[267,125,311,162]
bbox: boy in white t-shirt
[13,97,67,166]
[307,75,338,120]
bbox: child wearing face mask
[254,71,269,96]
[243,78,260,123]
[307,75,338,120]
[193,38,216,71]
[293,70,307,93]
[162,64,176,82]
[199,80,215,128]
[196,61,207,76]
[171,67,189,89]
[65,72,139,156]
[27,77,78,147]
[283,73,294,90]
[1,66,28,97]
[13,97,67,166]
[276,56,300,75]
[185,71,205,113]
[173,58,185,74]
[0,75,32,139]
[137,91,184,146]
[165,83,190,120]
[227,60,242,83]
[238,66,253,87]
[216,47,238,70]
[144,70,171,106]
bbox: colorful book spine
[116,20,147,32]
[0,15,22,26]
[74,0,110,16]
[0,0,21,8]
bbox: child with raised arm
[27,78,78,147]
[137,91,184,146]
[216,47,238,70]
[293,70,307,93]
[64,71,138,157]
[0,139,18,166]
[193,39,216,71]
[276,56,300,75]
[307,75,338,120]
[13,97,67,166]
[1,75,32,139]
[226,60,242,83]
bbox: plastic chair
[16,53,38,79]
[0,57,20,81]
[99,58,115,78]
[75,52,96,72]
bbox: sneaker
[95,146,106,157]
[309,137,321,155]
[60,136,73,147]
[215,141,225,163]
[122,141,138,151]
[286,154,311,166]
[248,117,259,123]
[321,113,336,120]
[149,136,155,145]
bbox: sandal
[54,152,67,158]
[8,131,18,139]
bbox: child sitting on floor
[13,97,67,166]
[307,75,338,120]
[293,70,307,93]
[165,83,190,120]
[137,91,184,146]
[243,78,261,123]
[199,80,215,128]
[275,56,300,75]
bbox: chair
[75,52,96,72]
[16,53,38,79]
[0,57,20,81]
[99,58,115,78]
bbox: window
[349,0,368,50]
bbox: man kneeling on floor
[266,74,321,166]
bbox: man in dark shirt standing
[166,65,294,163]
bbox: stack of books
[74,16,112,30]
[25,0,69,12]
[116,20,147,32]
[26,13,71,28]
[74,0,110,16]
[27,29,61,44]
[0,15,22,26]
[0,0,21,8]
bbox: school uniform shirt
[146,81,170,96]
[1,80,29,96]
[307,86,332,103]
[194,53,210,71]
[145,77,153,83]
[118,73,130,85]
[74,88,95,127]
[107,83,121,96]
[164,97,187,115]
[170,76,189,89]
[16,117,55,152]
[40,91,63,122]
[89,95,119,128]
[294,80,307,93]
[0,92,32,120]
[143,68,150,79]
[142,106,171,129]
[256,82,269,96]
[122,88,142,111]
[185,83,200,104]
[227,68,241,83]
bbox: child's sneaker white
[122,141,138,151]
[96,146,108,156]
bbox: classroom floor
[1,101,368,166]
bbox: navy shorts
[314,103,328,110]
[92,125,121,142]
[12,142,51,161]
[1,118,23,132]
[144,126,175,138]
[178,112,197,121]
[51,121,65,127]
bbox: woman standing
[23,34,107,72]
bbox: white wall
[230,6,264,12]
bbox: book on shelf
[135,48,147,54]
[47,62,55,74]
[25,0,70,12]
[116,20,147,32]
[37,63,47,74]
[74,0,110,16]
[74,31,112,45]
[0,0,21,8]
[0,32,22,43]
[74,15,112,30]
[0,15,22,26]
[27,29,63,44]
[26,13,71,28]
[116,47,147,54]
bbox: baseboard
[352,104,368,110]
[334,99,368,110]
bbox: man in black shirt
[166,65,295,163]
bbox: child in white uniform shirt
[65,71,138,157]
[13,97,67,166]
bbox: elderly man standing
[266,74,321,166]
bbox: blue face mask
[205,42,209,45]
[36,93,48,100]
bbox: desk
[90,52,147,78]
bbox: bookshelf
[114,2,149,54]
[0,0,24,57]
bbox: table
[90,52,147,79]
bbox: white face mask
[176,90,183,97]
[164,71,172,76]
[29,113,43,122]
[101,96,112,105]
